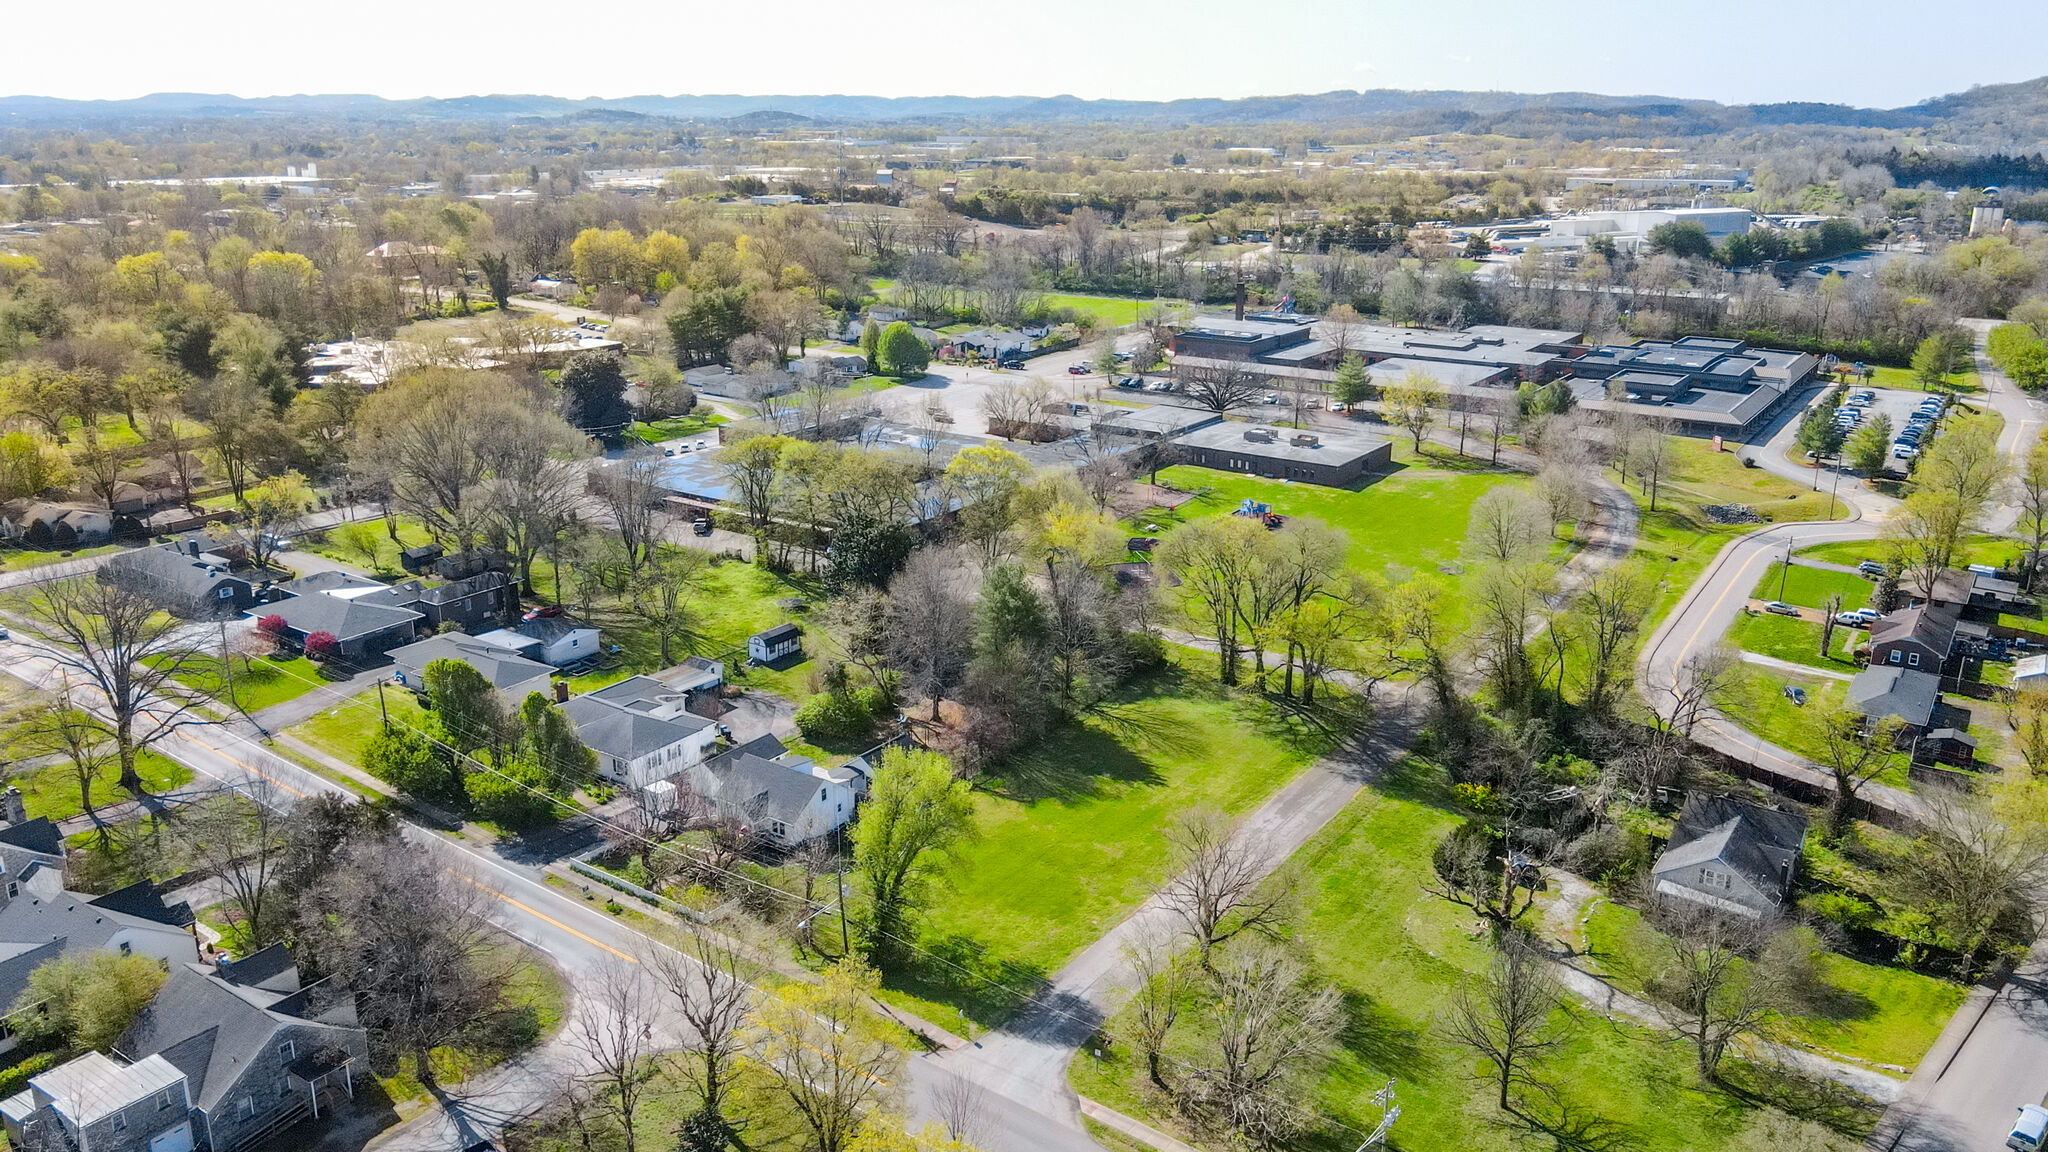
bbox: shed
[748,624,803,665]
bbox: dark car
[1067,363,1090,375]
[692,519,713,536]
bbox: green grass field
[1583,901,1962,1069]
[1727,612,1863,672]
[1071,758,1879,1152]
[170,653,332,715]
[1798,535,2023,572]
[866,655,1335,1035]
[374,939,566,1106]
[562,557,819,701]
[0,542,120,573]
[286,689,429,767]
[1754,562,1874,611]
[1710,667,1884,778]
[12,750,191,823]
[296,517,438,580]
[1140,462,1535,577]
[627,412,727,444]
[1859,365,1980,395]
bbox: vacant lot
[871,655,1335,1035]
[1139,463,1537,577]
[1727,611,1863,672]
[1072,758,1878,1152]
[1754,562,1874,612]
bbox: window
[1699,867,1732,890]
[1888,650,1903,665]
[4,882,15,899]
[1908,652,1921,668]
[217,585,235,599]
[111,1113,126,1133]
[769,820,788,839]
[156,1090,173,1111]
[238,1096,256,1120]
[118,940,132,956]
[277,1039,295,1061]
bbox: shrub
[794,686,888,746]
[255,614,288,640]
[1804,889,1880,933]
[0,1051,61,1098]
[303,631,339,661]
[1564,825,1650,885]
[468,761,559,830]
[363,723,456,798]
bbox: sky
[14,0,2048,110]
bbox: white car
[1834,608,1881,627]
[1894,445,1921,459]
[2008,1104,2048,1151]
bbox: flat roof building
[1170,423,1392,487]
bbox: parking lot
[1835,384,1949,465]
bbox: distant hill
[0,82,2044,146]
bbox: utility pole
[1779,536,1795,601]
[376,678,390,728]
[836,868,850,956]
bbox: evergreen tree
[1794,406,1846,462]
[1331,353,1374,405]
[860,317,882,373]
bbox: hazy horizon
[15,0,2048,111]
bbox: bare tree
[571,959,657,1152]
[1899,791,2048,972]
[1427,824,1540,942]
[1638,904,1786,1080]
[1183,944,1342,1149]
[1443,937,1566,1110]
[588,449,667,572]
[1471,489,1549,564]
[930,1069,993,1146]
[1177,362,1267,414]
[1159,808,1288,962]
[5,697,118,832]
[24,577,205,792]
[886,547,976,721]
[629,548,711,664]
[1663,647,1737,739]
[296,842,515,1084]
[183,780,292,950]
[649,927,759,1137]
[1126,929,1190,1091]
[979,376,1056,441]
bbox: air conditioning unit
[1243,427,1277,443]
[1291,434,1321,447]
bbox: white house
[476,612,601,668]
[559,677,721,791]
[387,635,555,707]
[687,735,867,847]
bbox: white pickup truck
[2008,1104,2048,1150]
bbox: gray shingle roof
[122,956,359,1112]
[257,588,422,641]
[100,541,249,606]
[389,635,554,691]
[1847,665,1942,726]
[560,695,708,761]
[0,888,195,1014]
[699,742,826,832]
[1654,794,1806,901]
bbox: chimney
[554,680,570,703]
[1234,280,1246,322]
[1,787,22,826]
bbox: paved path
[918,444,1642,1152]
[1739,651,1858,681]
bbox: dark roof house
[1651,794,1806,920]
[99,536,260,618]
[1847,665,1943,730]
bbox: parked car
[2008,1103,2048,1151]
[1782,685,1808,705]
[692,519,713,536]
[1067,363,1089,375]
[1858,560,1888,576]
[1835,608,1881,627]
[1762,600,1801,616]
[1894,445,1921,459]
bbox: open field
[1071,757,1881,1152]
[1754,561,1874,611]
[862,654,1336,1036]
[1727,611,1863,671]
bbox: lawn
[295,517,437,580]
[627,412,727,444]
[1711,668,1881,778]
[1582,901,1963,1070]
[1727,611,1862,672]
[1141,462,1537,577]
[1799,534,2023,573]
[561,557,820,702]
[286,688,430,767]
[861,654,1336,1036]
[1071,757,1879,1152]
[1753,562,1873,612]
[169,652,332,715]
[0,542,120,573]
[374,939,567,1107]
[11,750,192,824]
[1034,291,1189,329]
[1859,365,1980,395]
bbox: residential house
[2015,653,2048,689]
[1846,664,1944,732]
[474,611,600,668]
[748,624,803,665]
[1650,794,1807,920]
[356,571,514,632]
[388,634,555,706]
[686,735,866,847]
[254,572,422,660]
[2,946,370,1152]
[561,677,722,792]
[1867,601,1962,675]
[99,536,262,618]
[0,864,198,1055]
[6,501,114,546]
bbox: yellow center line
[451,874,638,962]
[196,743,313,800]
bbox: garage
[148,1121,194,1152]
